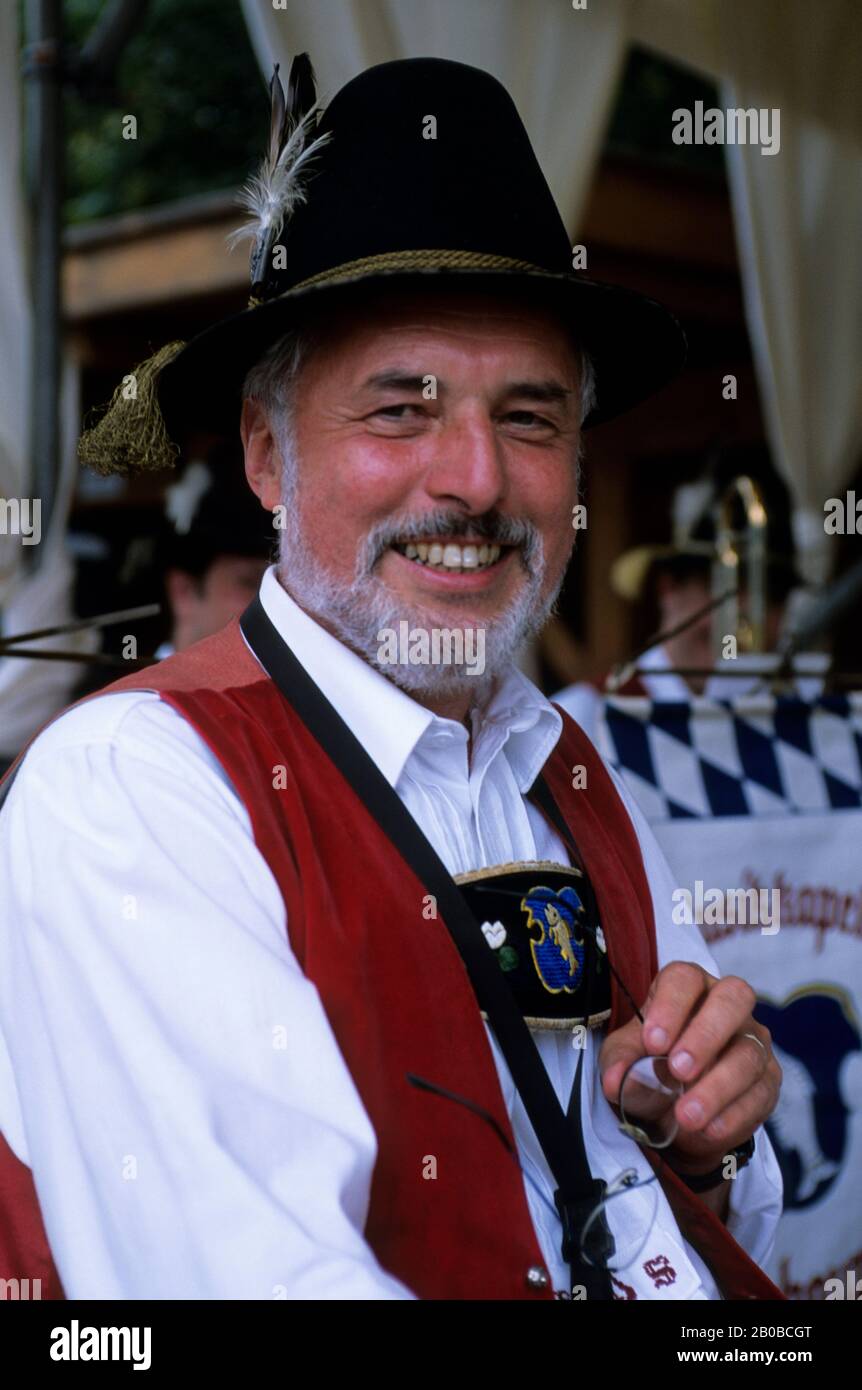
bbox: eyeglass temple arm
[405,1071,517,1157]
[406,1070,587,1239]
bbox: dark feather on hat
[229,55,332,299]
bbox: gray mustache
[362,509,543,574]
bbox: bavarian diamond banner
[598,693,862,1301]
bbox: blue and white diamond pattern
[601,695,862,822]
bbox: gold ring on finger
[742,1031,768,1059]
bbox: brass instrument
[711,475,768,655]
[607,470,862,692]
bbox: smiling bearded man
[244,288,583,706]
[0,57,783,1302]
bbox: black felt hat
[162,443,276,571]
[80,56,687,476]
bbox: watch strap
[670,1135,756,1193]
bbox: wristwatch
[670,1135,756,1193]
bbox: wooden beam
[580,158,736,271]
[64,214,247,321]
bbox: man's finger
[665,976,759,1083]
[673,1031,771,1134]
[698,1059,782,1144]
[677,1068,782,1162]
[641,961,714,1054]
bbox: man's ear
[241,399,282,512]
[165,568,202,619]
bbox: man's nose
[423,411,507,515]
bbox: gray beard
[274,445,562,703]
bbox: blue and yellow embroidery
[521,885,586,995]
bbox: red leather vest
[0,620,781,1299]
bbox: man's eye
[505,411,554,429]
[373,403,423,420]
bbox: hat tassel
[77,339,187,476]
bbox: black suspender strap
[530,772,583,865]
[240,595,613,1297]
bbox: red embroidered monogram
[644,1254,678,1289]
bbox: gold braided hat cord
[290,247,544,292]
[77,340,187,477]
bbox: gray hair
[578,351,597,426]
[241,326,318,428]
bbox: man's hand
[599,962,782,1182]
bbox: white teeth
[397,539,505,569]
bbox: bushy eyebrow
[359,371,573,405]
[504,380,573,405]
[361,371,430,394]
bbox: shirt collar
[254,566,562,792]
[471,663,563,793]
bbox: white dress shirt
[0,566,782,1299]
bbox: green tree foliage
[63,0,264,223]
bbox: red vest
[0,620,782,1300]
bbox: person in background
[556,448,818,737]
[156,441,274,658]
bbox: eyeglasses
[618,1053,688,1150]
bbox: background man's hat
[115,440,274,594]
[161,442,275,572]
[80,56,687,477]
[610,479,716,601]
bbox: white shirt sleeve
[0,692,414,1300]
[606,763,784,1272]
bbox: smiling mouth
[390,540,509,573]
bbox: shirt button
[525,1265,550,1290]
